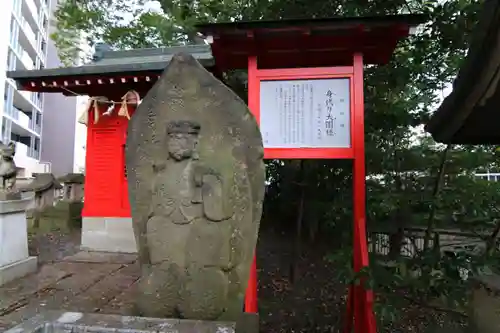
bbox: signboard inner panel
[259,78,351,149]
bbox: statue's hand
[193,166,204,187]
[192,189,202,204]
[201,174,229,222]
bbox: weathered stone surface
[5,311,235,333]
[468,273,500,333]
[125,53,265,321]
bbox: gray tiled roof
[89,45,212,66]
[7,45,214,80]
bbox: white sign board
[259,79,351,148]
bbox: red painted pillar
[244,55,259,314]
[352,53,376,333]
[245,254,258,312]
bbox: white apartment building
[0,0,49,177]
[0,0,79,177]
[73,96,87,173]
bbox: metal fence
[368,227,486,257]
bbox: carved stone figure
[0,141,20,200]
[125,53,265,322]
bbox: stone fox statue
[0,141,17,191]
[125,53,265,322]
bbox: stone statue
[125,53,265,323]
[150,120,230,227]
[0,141,19,200]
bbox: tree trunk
[290,160,306,284]
[280,161,299,231]
[389,227,404,259]
[307,209,320,243]
[486,219,500,256]
[388,142,407,260]
[424,144,451,252]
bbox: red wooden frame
[245,54,376,333]
[248,59,355,160]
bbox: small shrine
[9,45,215,253]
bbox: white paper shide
[260,78,351,148]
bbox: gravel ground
[28,229,81,264]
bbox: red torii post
[198,15,425,333]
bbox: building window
[9,20,17,46]
[1,122,6,142]
[475,172,500,182]
[6,51,15,71]
[2,119,12,144]
[5,86,13,113]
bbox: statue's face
[168,133,197,161]
[0,147,14,160]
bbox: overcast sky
[120,0,162,23]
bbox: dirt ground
[0,228,467,332]
[28,229,81,265]
[255,229,467,333]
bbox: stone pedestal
[0,197,38,286]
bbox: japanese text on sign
[259,79,351,148]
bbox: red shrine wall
[82,104,135,219]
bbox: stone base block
[81,217,138,253]
[0,197,35,280]
[5,311,236,333]
[0,256,37,286]
[0,191,21,201]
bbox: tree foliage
[53,0,499,329]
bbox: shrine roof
[6,45,214,96]
[425,0,500,144]
[7,15,427,96]
[196,14,427,69]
